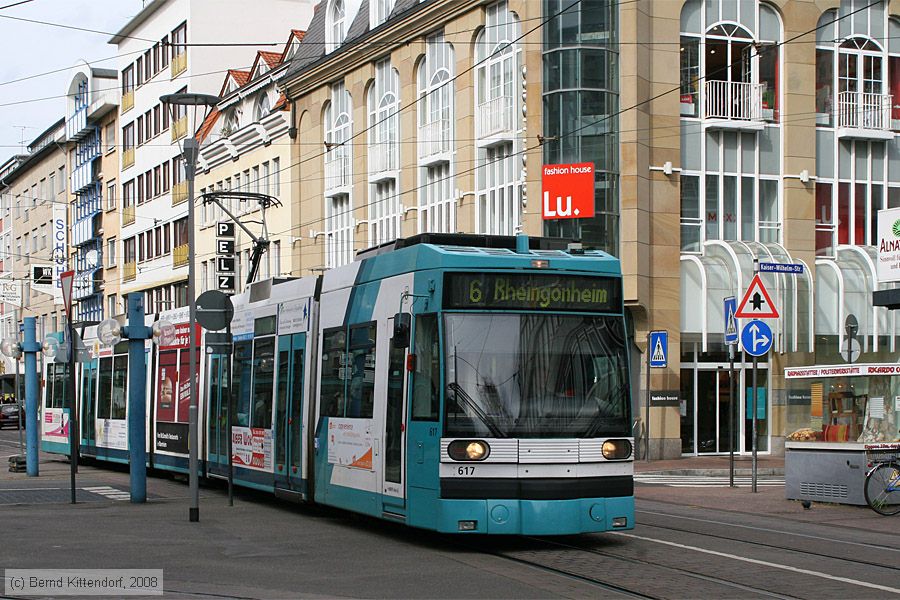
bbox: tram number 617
[457,466,476,476]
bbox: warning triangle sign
[652,338,666,363]
[735,274,779,319]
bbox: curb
[636,468,784,476]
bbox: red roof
[273,92,289,112]
[195,108,220,144]
[258,51,282,69]
[291,29,306,41]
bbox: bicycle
[864,443,900,516]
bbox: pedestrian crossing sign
[724,296,738,345]
[649,330,668,368]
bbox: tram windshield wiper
[447,382,505,438]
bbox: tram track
[634,510,900,573]
[518,536,798,600]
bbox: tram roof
[352,234,621,284]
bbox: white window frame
[326,0,346,53]
[326,193,353,268]
[418,162,455,234]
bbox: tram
[41,234,634,535]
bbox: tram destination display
[443,272,621,312]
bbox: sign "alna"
[877,207,900,283]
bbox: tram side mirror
[392,313,411,349]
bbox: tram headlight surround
[602,439,633,460]
[448,440,490,461]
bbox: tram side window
[347,323,375,419]
[233,341,253,427]
[320,328,346,417]
[251,337,275,428]
[97,357,113,419]
[46,363,69,409]
[411,314,439,421]
[111,355,128,419]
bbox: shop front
[785,363,900,505]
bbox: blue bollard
[122,294,151,503]
[22,317,41,477]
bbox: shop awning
[815,245,900,353]
[681,241,813,353]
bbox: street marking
[636,474,784,487]
[611,532,900,595]
[81,486,132,501]
[637,510,900,553]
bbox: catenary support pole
[16,306,22,453]
[124,293,151,503]
[185,136,200,523]
[22,317,41,477]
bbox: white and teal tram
[42,234,634,535]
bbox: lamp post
[161,92,220,523]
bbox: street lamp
[161,92,220,523]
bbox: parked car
[0,402,24,429]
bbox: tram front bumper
[435,495,635,535]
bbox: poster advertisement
[154,324,199,454]
[155,421,188,454]
[42,409,69,441]
[232,426,273,471]
[96,419,127,450]
[327,418,373,470]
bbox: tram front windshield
[444,313,630,439]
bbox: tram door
[382,318,408,513]
[80,361,97,447]
[274,333,306,491]
[206,355,231,471]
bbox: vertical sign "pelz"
[216,222,236,293]
[541,163,595,220]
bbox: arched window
[221,107,240,136]
[474,1,521,235]
[326,0,346,53]
[324,82,353,267]
[254,93,271,122]
[416,33,456,234]
[367,59,401,245]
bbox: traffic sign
[60,270,75,319]
[840,338,861,363]
[759,262,804,274]
[196,290,235,331]
[741,320,773,357]
[649,331,668,368]
[724,296,738,345]
[735,274,779,319]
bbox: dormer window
[326,0,346,53]
[254,93,271,121]
[222,108,240,136]
[372,0,394,28]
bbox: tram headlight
[602,439,633,460]
[448,440,490,461]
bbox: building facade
[109,0,315,314]
[65,63,119,322]
[271,0,900,458]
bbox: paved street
[2,428,900,599]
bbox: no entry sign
[541,163,595,220]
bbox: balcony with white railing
[66,106,88,141]
[476,95,515,140]
[836,91,894,140]
[703,80,766,130]
[367,142,398,180]
[325,147,351,193]
[418,118,451,164]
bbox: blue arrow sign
[649,331,668,368]
[741,319,773,357]
[724,296,738,345]
[759,262,804,274]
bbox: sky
[0,0,145,165]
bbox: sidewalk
[635,454,784,476]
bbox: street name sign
[759,262,804,274]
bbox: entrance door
[81,361,96,446]
[206,355,230,472]
[381,322,407,514]
[275,333,306,492]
